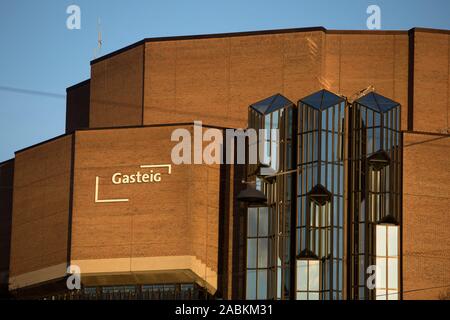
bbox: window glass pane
[307,164,312,191]
[288,108,293,136]
[388,290,398,300]
[298,169,303,195]
[305,133,310,163]
[272,111,279,129]
[247,239,257,268]
[181,284,193,291]
[301,228,307,251]
[334,133,339,162]
[396,108,400,131]
[388,258,398,290]
[269,240,275,269]
[334,105,339,132]
[376,226,387,256]
[359,224,365,252]
[359,256,365,285]
[359,286,365,299]
[257,270,268,299]
[374,111,381,127]
[309,261,320,291]
[284,267,291,298]
[258,239,268,268]
[297,260,308,291]
[248,208,258,237]
[258,208,269,237]
[263,140,270,164]
[327,164,332,190]
[333,229,338,257]
[304,108,309,132]
[264,115,271,136]
[387,226,398,257]
[255,177,262,191]
[340,103,345,132]
[84,287,96,295]
[309,292,320,300]
[375,128,381,151]
[246,270,257,300]
[271,127,279,169]
[321,111,327,130]
[321,131,327,162]
[360,106,366,127]
[327,132,333,162]
[333,260,338,289]
[376,257,386,289]
[320,164,326,186]
[296,292,307,300]
[367,128,374,154]
[277,267,282,299]
[313,131,319,162]
[367,109,373,128]
[328,108,333,131]
[286,174,292,200]
[287,142,292,169]
[376,289,387,300]
[333,197,338,226]
[385,127,389,150]
[303,134,308,163]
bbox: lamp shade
[368,150,390,170]
[377,214,399,225]
[296,249,319,260]
[307,184,332,206]
[237,186,267,205]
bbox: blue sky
[0,0,449,162]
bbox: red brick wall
[403,132,450,299]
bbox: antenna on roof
[348,85,375,103]
[93,17,102,59]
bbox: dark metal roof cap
[299,89,345,111]
[250,94,294,115]
[355,92,400,113]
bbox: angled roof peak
[355,92,400,113]
[299,89,345,111]
[250,94,294,115]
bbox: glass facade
[349,92,401,300]
[246,94,296,300]
[375,225,399,300]
[42,283,205,300]
[244,90,402,300]
[297,90,346,300]
[246,206,270,299]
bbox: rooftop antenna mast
[93,17,102,59]
[348,85,375,103]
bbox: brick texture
[403,132,450,299]
[9,136,72,278]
